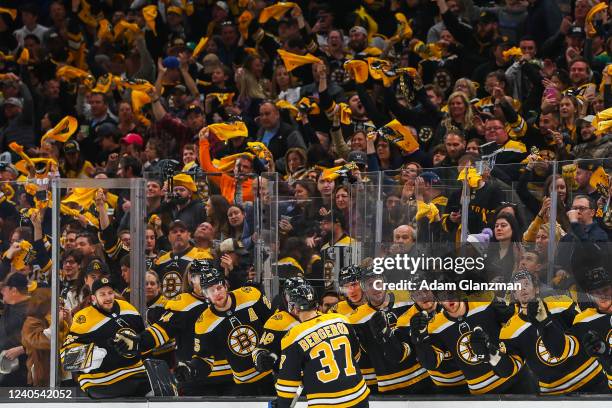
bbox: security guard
[175,266,275,395]
[60,278,150,398]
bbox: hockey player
[274,282,370,408]
[349,268,433,394]
[60,278,151,398]
[391,284,468,393]
[333,266,366,315]
[501,271,609,394]
[252,277,305,373]
[572,267,612,387]
[413,279,536,394]
[113,260,233,395]
[175,266,275,395]
[333,265,376,388]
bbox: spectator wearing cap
[1,74,35,151]
[163,173,206,231]
[574,160,602,203]
[218,237,253,289]
[420,171,448,215]
[504,36,542,111]
[572,115,612,160]
[150,89,204,159]
[13,4,49,47]
[120,133,144,160]
[319,210,355,254]
[0,272,31,386]
[152,219,212,299]
[60,140,95,178]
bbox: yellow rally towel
[277,49,322,72]
[113,20,140,41]
[412,40,442,60]
[246,142,272,160]
[393,13,412,41]
[212,152,256,172]
[208,121,249,140]
[457,167,482,188]
[41,116,78,143]
[343,60,369,84]
[338,102,352,125]
[354,6,378,40]
[502,47,523,61]
[97,19,113,43]
[121,78,155,93]
[0,7,17,20]
[56,65,95,87]
[259,2,296,23]
[593,107,612,136]
[416,200,440,223]
[193,36,209,58]
[131,90,152,127]
[275,100,299,117]
[589,166,609,191]
[238,10,254,39]
[142,5,158,35]
[16,48,29,65]
[585,2,608,38]
[62,188,98,209]
[380,119,419,152]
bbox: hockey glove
[175,360,199,383]
[583,330,609,357]
[470,327,500,364]
[369,310,390,343]
[409,312,430,344]
[113,332,141,358]
[526,299,549,325]
[254,350,278,372]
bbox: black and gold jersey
[146,293,169,325]
[276,312,369,408]
[395,305,467,389]
[349,292,430,393]
[253,310,299,368]
[332,299,376,387]
[153,247,213,299]
[501,297,606,394]
[60,300,147,393]
[425,300,524,394]
[193,286,274,384]
[572,307,612,389]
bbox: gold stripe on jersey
[333,300,359,316]
[79,361,146,390]
[70,300,139,335]
[276,378,302,398]
[233,366,272,383]
[264,310,299,331]
[282,313,351,350]
[542,295,574,314]
[539,357,602,394]
[428,369,466,386]
[165,293,205,312]
[146,323,170,348]
[361,367,377,386]
[376,364,429,392]
[196,287,263,335]
[466,356,523,394]
[307,378,370,408]
[204,358,233,377]
[573,308,605,324]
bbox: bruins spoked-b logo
[228,325,258,357]
[456,332,480,365]
[162,271,182,298]
[536,336,568,366]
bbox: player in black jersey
[275,281,369,408]
[252,277,305,373]
[175,266,275,395]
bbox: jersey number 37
[310,337,356,383]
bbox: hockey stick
[289,385,303,408]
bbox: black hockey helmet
[339,265,362,286]
[286,282,318,311]
[581,267,612,293]
[282,276,307,297]
[190,260,224,288]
